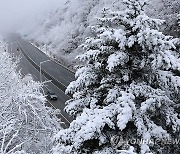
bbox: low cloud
[0,0,64,32]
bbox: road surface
[7,34,75,128]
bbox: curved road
[7,34,75,128]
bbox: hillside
[20,0,180,68]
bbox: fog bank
[0,0,66,32]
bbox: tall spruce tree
[53,0,180,153]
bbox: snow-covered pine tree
[53,0,180,153]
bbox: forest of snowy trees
[0,40,61,153]
[22,0,180,68]
[0,0,180,153]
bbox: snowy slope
[20,0,123,66]
[20,0,180,67]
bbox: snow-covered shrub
[53,0,180,153]
[0,41,61,154]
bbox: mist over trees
[0,0,62,33]
[21,0,180,67]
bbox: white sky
[0,0,65,32]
